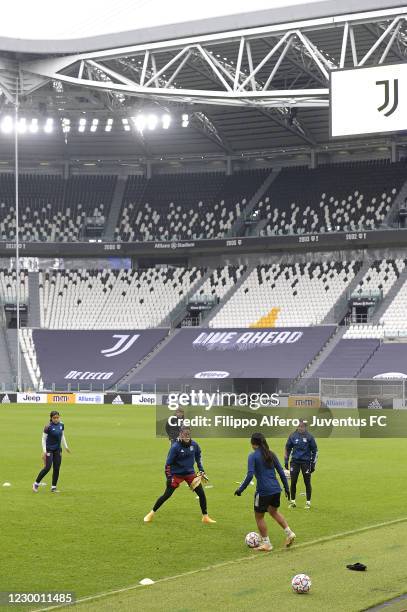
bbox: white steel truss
[12,7,407,110]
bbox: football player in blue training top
[32,410,71,493]
[144,427,216,524]
[235,432,296,551]
[285,418,318,509]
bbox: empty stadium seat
[193,264,247,302]
[0,269,28,302]
[0,174,116,241]
[255,160,406,236]
[354,258,406,297]
[115,170,269,241]
[38,266,205,329]
[211,261,362,328]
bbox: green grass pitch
[0,404,406,612]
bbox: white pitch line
[32,515,407,612]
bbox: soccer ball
[291,574,311,594]
[245,532,260,548]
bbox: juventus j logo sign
[376,79,399,117]
[101,334,140,357]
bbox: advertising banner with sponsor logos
[104,393,133,405]
[131,327,335,383]
[47,393,76,404]
[0,393,17,404]
[321,397,358,409]
[0,392,148,405]
[32,329,168,390]
[132,393,156,406]
[75,393,104,404]
[288,396,321,409]
[17,392,48,403]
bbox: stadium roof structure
[1,0,407,164]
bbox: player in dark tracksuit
[235,433,296,551]
[144,427,216,524]
[32,411,71,493]
[285,419,318,509]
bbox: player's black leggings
[36,450,62,487]
[153,483,207,515]
[290,461,312,501]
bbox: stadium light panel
[44,118,53,133]
[18,118,27,134]
[182,113,189,127]
[133,115,146,132]
[105,118,113,132]
[1,116,13,134]
[147,114,158,130]
[90,118,99,132]
[162,114,171,129]
[29,118,39,133]
[122,117,131,132]
[62,118,71,133]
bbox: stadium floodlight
[105,118,113,132]
[181,113,189,127]
[147,114,158,130]
[162,114,171,129]
[18,118,27,134]
[1,116,13,134]
[44,118,53,133]
[90,118,99,133]
[122,118,131,132]
[79,117,86,133]
[62,118,71,133]
[29,118,39,133]
[133,114,146,132]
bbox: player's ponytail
[251,432,276,468]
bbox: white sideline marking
[32,516,407,612]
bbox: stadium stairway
[370,266,407,324]
[5,329,32,389]
[226,169,280,237]
[354,338,382,378]
[294,325,337,390]
[103,176,128,240]
[159,269,212,328]
[204,264,254,326]
[0,326,14,389]
[27,272,41,327]
[322,260,372,324]
[300,325,346,380]
[113,328,176,388]
[383,175,407,227]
